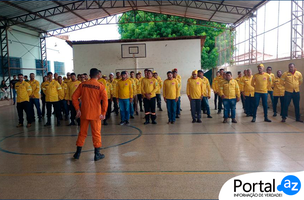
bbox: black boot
[73,146,82,159]
[151,114,157,124]
[103,119,108,125]
[144,115,150,125]
[94,148,105,161]
[44,118,51,126]
[57,119,61,126]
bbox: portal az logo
[277,175,301,196]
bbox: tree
[118,11,229,70]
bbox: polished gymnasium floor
[0,95,304,199]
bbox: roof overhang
[0,0,268,35]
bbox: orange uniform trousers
[76,119,102,148]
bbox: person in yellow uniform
[141,70,158,125]
[66,73,82,126]
[281,63,303,122]
[266,66,275,110]
[42,72,64,126]
[163,71,179,124]
[153,71,163,111]
[112,72,120,115]
[130,71,139,115]
[58,76,69,121]
[54,73,59,82]
[64,72,71,84]
[251,64,272,123]
[136,72,143,112]
[198,70,212,118]
[236,71,245,112]
[187,70,204,123]
[272,70,285,117]
[98,70,107,86]
[240,69,255,117]
[215,69,225,114]
[15,74,32,127]
[212,71,220,110]
[29,73,42,122]
[240,69,248,113]
[116,71,133,125]
[172,70,181,118]
[41,76,48,117]
[103,76,113,125]
[219,71,240,123]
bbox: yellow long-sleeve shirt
[141,77,158,98]
[267,73,275,91]
[108,79,117,98]
[187,78,203,99]
[129,78,137,96]
[98,78,107,86]
[64,79,71,84]
[219,79,240,99]
[42,80,64,102]
[29,79,40,99]
[163,79,179,100]
[281,71,303,93]
[272,77,285,97]
[212,76,224,93]
[177,74,181,82]
[15,81,32,103]
[136,78,142,94]
[240,75,255,97]
[251,73,271,94]
[175,78,181,97]
[116,79,133,99]
[66,80,81,101]
[155,76,163,94]
[60,82,68,100]
[201,76,211,97]
[106,81,112,99]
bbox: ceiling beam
[52,1,89,22]
[0,16,46,33]
[208,0,225,21]
[3,1,66,28]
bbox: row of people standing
[212,63,303,123]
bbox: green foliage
[118,11,229,70]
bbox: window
[0,57,22,76]
[35,59,51,76]
[54,61,65,76]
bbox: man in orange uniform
[72,68,108,161]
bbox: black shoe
[94,148,105,161]
[207,115,212,118]
[171,121,175,124]
[264,118,272,122]
[296,119,303,122]
[176,115,180,118]
[217,110,221,114]
[125,121,129,125]
[130,115,134,119]
[192,119,196,123]
[197,119,202,123]
[57,121,61,126]
[44,122,51,126]
[214,107,217,110]
[203,111,207,114]
[152,121,157,124]
[38,117,42,122]
[136,111,139,115]
[273,113,277,117]
[73,146,82,159]
[144,121,150,125]
[251,118,256,122]
[246,114,250,117]
[140,109,143,112]
[119,121,125,125]
[67,122,76,126]
[103,121,108,125]
[159,108,163,111]
[180,108,182,111]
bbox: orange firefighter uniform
[72,79,108,148]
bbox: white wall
[73,39,202,93]
[4,26,73,84]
